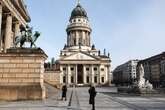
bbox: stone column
[0,4,2,52]
[91,65,94,84]
[68,65,71,84]
[85,31,88,45]
[65,65,68,85]
[70,32,72,46]
[72,32,74,46]
[4,14,12,52]
[90,65,92,84]
[83,65,86,84]
[98,65,101,85]
[75,65,77,85]
[82,31,85,45]
[76,31,78,45]
[107,65,110,85]
[60,66,63,84]
[88,32,91,46]
[106,66,109,83]
[79,31,82,45]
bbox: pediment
[61,52,98,61]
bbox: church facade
[57,3,111,86]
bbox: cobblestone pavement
[1,85,165,110]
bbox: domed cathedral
[57,1,111,86]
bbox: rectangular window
[87,76,89,83]
[94,67,97,71]
[94,76,97,83]
[63,67,66,71]
[71,76,74,83]
[63,76,66,83]
[101,68,104,71]
[71,67,74,71]
[102,77,104,83]
[86,67,89,71]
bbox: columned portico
[59,60,111,86]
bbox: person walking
[88,85,97,110]
[61,85,67,101]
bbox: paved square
[0,85,165,110]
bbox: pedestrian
[61,84,67,101]
[88,85,97,110]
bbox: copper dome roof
[70,3,88,20]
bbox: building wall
[44,71,61,88]
[113,60,139,86]
[161,60,165,86]
[161,60,165,75]
[138,52,165,88]
[150,64,160,83]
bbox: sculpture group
[14,25,40,48]
[138,64,153,90]
[118,64,154,94]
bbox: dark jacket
[88,87,97,104]
[62,85,67,97]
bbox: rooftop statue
[14,25,40,48]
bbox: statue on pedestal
[14,25,40,48]
[145,80,153,90]
[138,64,146,88]
[137,64,153,90]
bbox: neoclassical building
[57,3,111,86]
[0,0,30,52]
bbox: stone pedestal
[0,48,47,101]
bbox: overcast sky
[25,0,165,69]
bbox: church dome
[70,3,88,20]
